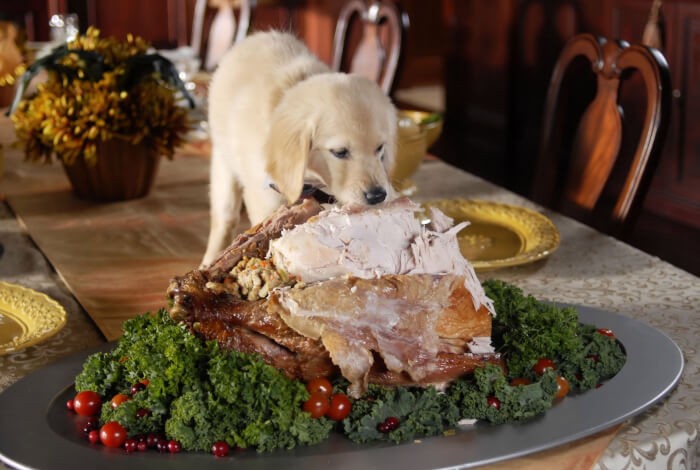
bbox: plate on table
[423,199,560,270]
[0,306,683,469]
[0,281,66,355]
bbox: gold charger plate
[0,281,66,355]
[423,199,560,270]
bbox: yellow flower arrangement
[9,27,192,166]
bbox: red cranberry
[487,396,501,410]
[87,430,100,444]
[168,440,182,453]
[145,433,160,448]
[211,441,229,457]
[384,416,400,431]
[136,408,151,418]
[130,382,146,395]
[123,439,138,453]
[377,422,389,433]
[82,418,99,434]
[66,399,75,411]
[156,439,169,453]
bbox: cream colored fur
[202,31,397,266]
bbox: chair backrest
[192,0,254,71]
[332,0,408,95]
[532,33,671,235]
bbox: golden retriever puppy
[202,31,397,266]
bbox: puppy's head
[265,73,397,206]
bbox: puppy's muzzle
[364,187,387,205]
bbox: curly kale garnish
[76,310,332,452]
[483,279,626,391]
[75,280,627,450]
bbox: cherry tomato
[110,393,130,409]
[555,376,570,400]
[306,378,333,397]
[212,440,229,457]
[303,392,329,418]
[99,421,127,448]
[510,377,531,386]
[532,358,556,376]
[597,328,615,338]
[487,396,501,410]
[326,393,352,421]
[73,390,102,417]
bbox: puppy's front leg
[202,161,244,267]
[243,185,287,227]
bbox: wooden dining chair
[332,0,409,95]
[191,0,255,71]
[531,33,671,236]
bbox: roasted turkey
[167,197,501,397]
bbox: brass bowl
[399,110,443,148]
[393,110,443,192]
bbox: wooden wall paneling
[440,0,516,185]
[0,0,67,41]
[83,0,184,47]
[579,0,612,34]
[507,0,591,195]
[292,0,337,63]
[610,0,652,39]
[393,0,444,88]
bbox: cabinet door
[641,2,700,229]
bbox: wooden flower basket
[62,138,161,202]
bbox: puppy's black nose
[364,187,387,205]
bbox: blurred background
[0,0,697,276]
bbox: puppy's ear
[265,107,314,204]
[382,103,398,177]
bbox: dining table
[0,108,698,470]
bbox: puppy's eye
[376,143,385,160]
[331,148,350,159]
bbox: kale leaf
[344,385,460,443]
